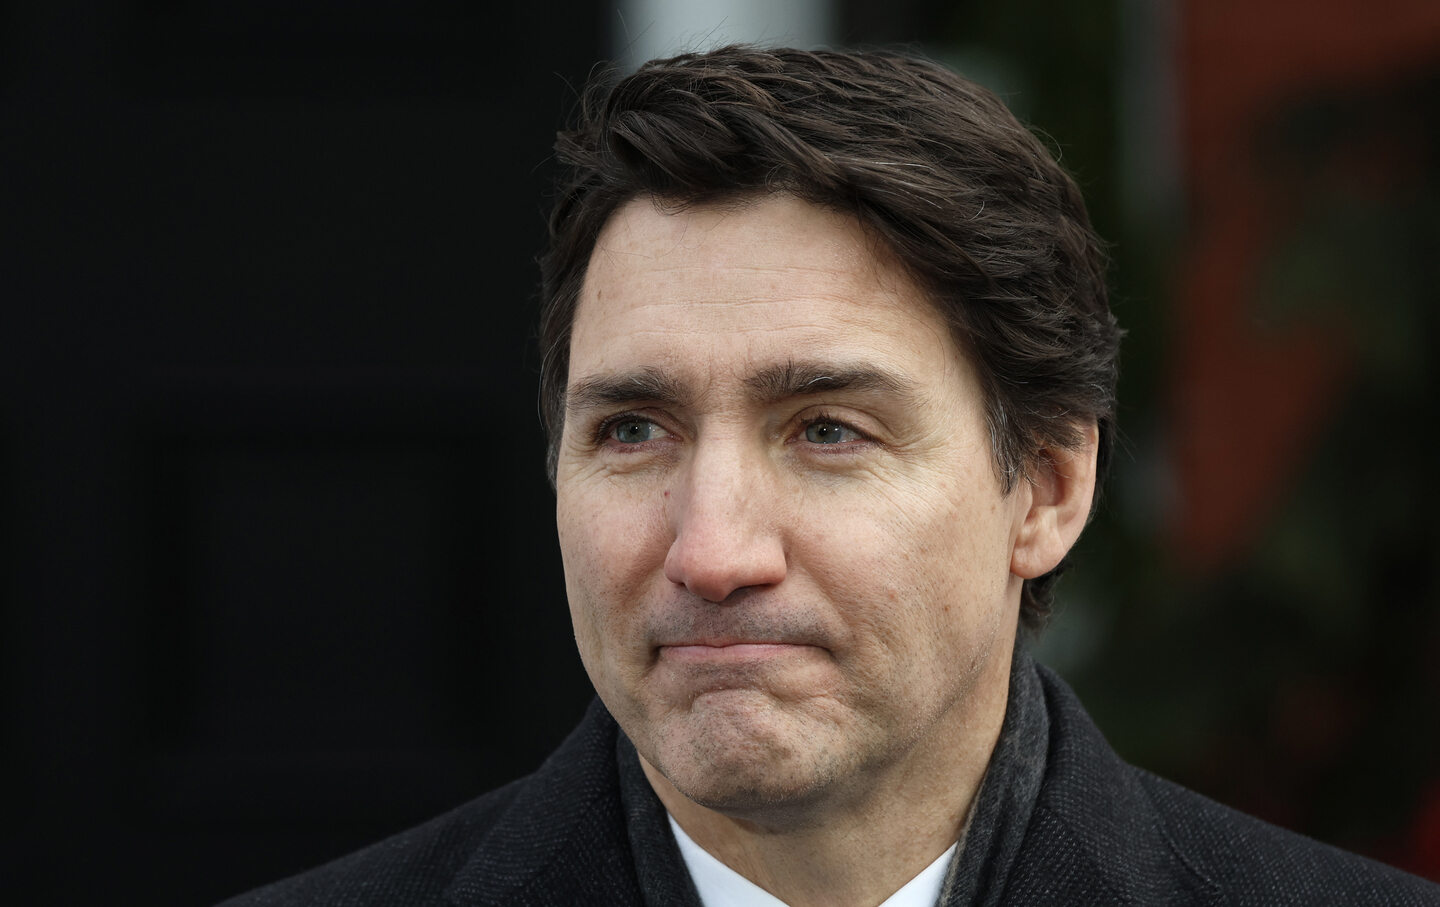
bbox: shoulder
[218,779,526,907]
[217,698,634,907]
[1135,768,1439,905]
[1012,664,1440,906]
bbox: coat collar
[940,645,1051,905]
[999,665,1224,906]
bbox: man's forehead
[564,193,969,409]
[586,194,912,291]
[577,202,940,319]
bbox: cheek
[556,484,671,652]
[556,493,615,654]
[804,480,1015,674]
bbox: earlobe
[1010,422,1099,580]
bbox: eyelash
[594,412,664,445]
[797,411,870,447]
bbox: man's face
[555,194,1033,818]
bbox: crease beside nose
[663,463,786,603]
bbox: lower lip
[661,643,807,663]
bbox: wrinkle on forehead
[592,194,873,269]
[585,196,936,327]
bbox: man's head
[542,46,1119,824]
[539,46,1121,628]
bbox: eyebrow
[743,360,921,406]
[565,360,920,416]
[565,367,690,415]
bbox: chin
[648,693,847,816]
[667,752,835,817]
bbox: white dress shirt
[669,815,957,907]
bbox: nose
[663,443,787,603]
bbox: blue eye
[804,421,860,444]
[611,419,662,444]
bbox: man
[224,47,1439,906]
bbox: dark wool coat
[221,664,1440,906]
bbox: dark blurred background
[2,1,1436,903]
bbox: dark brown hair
[538,46,1121,628]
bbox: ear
[1010,422,1099,580]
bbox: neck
[642,646,1014,907]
